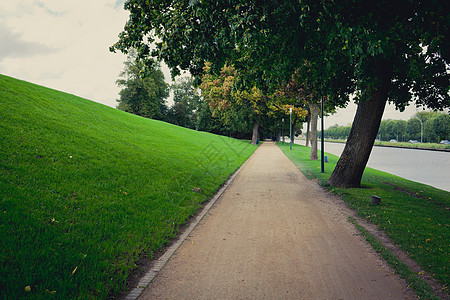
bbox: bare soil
[139,142,416,299]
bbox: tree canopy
[199,63,263,143]
[112,0,449,187]
[112,0,448,108]
[116,50,169,119]
[166,77,201,129]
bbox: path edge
[276,143,448,299]
[124,145,259,300]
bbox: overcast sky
[1,0,422,129]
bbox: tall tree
[166,77,201,129]
[199,63,265,144]
[271,70,315,158]
[432,114,450,142]
[116,50,169,119]
[320,1,449,186]
[112,0,449,187]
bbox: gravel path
[139,142,415,299]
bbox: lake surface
[295,140,450,192]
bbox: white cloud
[0,0,130,107]
[34,1,67,17]
[0,22,55,60]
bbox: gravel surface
[139,142,415,299]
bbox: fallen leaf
[24,286,31,292]
[192,187,203,193]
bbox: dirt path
[139,142,415,299]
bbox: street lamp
[290,107,293,150]
[414,116,423,143]
[321,96,325,173]
[282,118,284,145]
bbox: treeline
[116,67,261,140]
[324,111,450,143]
[114,51,248,137]
[115,52,307,141]
[111,0,450,188]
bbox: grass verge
[278,142,449,297]
[321,139,450,151]
[373,141,450,150]
[0,74,257,299]
[349,216,438,299]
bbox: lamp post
[414,116,423,143]
[321,96,325,173]
[282,118,284,145]
[290,107,292,150]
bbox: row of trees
[116,54,310,144]
[111,0,449,188]
[117,51,307,143]
[115,55,223,135]
[324,112,450,143]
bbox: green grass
[348,216,439,299]
[0,74,257,299]
[374,141,450,150]
[278,142,449,296]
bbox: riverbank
[295,138,450,152]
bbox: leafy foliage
[433,114,450,141]
[112,0,448,111]
[116,50,169,119]
[199,63,264,141]
[112,0,449,186]
[166,77,201,129]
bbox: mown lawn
[278,142,449,297]
[0,74,257,299]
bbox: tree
[406,118,421,141]
[166,77,201,129]
[196,100,226,135]
[271,69,319,159]
[266,98,307,143]
[116,50,169,119]
[112,0,449,187]
[433,114,450,141]
[408,111,446,142]
[312,1,449,187]
[199,63,265,144]
[424,118,438,143]
[324,125,352,140]
[393,120,407,142]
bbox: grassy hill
[0,74,257,299]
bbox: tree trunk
[309,103,319,160]
[251,119,259,145]
[305,114,310,147]
[329,58,393,187]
